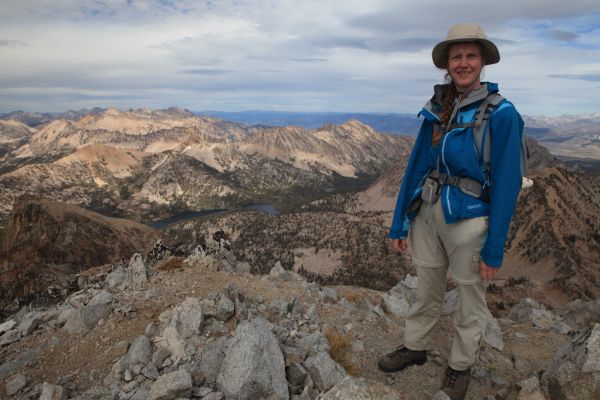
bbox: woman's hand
[391,238,408,252]
[479,259,498,280]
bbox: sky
[1,0,599,117]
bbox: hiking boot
[377,346,427,372]
[440,367,471,400]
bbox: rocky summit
[0,232,598,400]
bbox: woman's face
[447,42,483,94]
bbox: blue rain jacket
[388,82,524,268]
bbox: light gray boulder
[541,323,600,399]
[149,369,193,400]
[63,309,88,335]
[321,288,337,303]
[441,289,460,315]
[531,309,561,331]
[216,296,235,322]
[295,332,331,356]
[82,303,112,332]
[0,329,21,346]
[120,253,148,290]
[382,292,411,317]
[17,311,43,336]
[269,299,290,319]
[508,298,543,323]
[155,297,203,363]
[317,376,397,400]
[88,290,113,307]
[431,391,452,400]
[106,265,127,289]
[483,315,504,351]
[40,382,66,400]
[304,352,346,392]
[512,376,546,400]
[217,318,288,400]
[0,319,16,335]
[111,335,153,383]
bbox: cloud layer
[1,0,599,116]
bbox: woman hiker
[379,23,524,400]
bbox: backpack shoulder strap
[473,93,504,165]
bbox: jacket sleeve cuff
[480,250,502,268]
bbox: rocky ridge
[0,231,598,400]
[0,109,411,223]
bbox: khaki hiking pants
[404,199,489,371]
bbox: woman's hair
[431,42,486,147]
[432,75,458,147]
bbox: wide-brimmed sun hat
[432,23,500,69]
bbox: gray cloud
[181,69,231,75]
[547,29,579,41]
[549,73,600,81]
[0,39,26,47]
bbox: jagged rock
[552,322,574,335]
[269,261,292,281]
[290,298,303,318]
[113,335,153,381]
[431,391,451,400]
[321,288,337,303]
[508,298,543,323]
[216,318,288,400]
[192,387,213,398]
[40,382,66,400]
[149,369,193,400]
[0,329,20,346]
[17,311,43,336]
[141,362,159,380]
[200,336,229,385]
[287,362,309,386]
[130,386,151,400]
[5,373,27,396]
[170,297,204,339]
[63,308,88,335]
[559,299,600,329]
[70,385,119,400]
[0,319,16,334]
[295,332,331,356]
[155,297,203,363]
[511,376,546,400]
[106,266,127,289]
[152,347,170,370]
[382,292,411,317]
[216,295,235,322]
[484,315,504,351]
[203,392,225,400]
[317,376,397,399]
[82,303,112,332]
[541,323,600,399]
[530,309,561,330]
[121,253,148,290]
[88,290,113,307]
[145,322,158,337]
[269,299,290,319]
[282,344,308,366]
[441,289,460,315]
[304,351,346,392]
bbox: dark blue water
[146,203,278,229]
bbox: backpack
[470,92,529,178]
